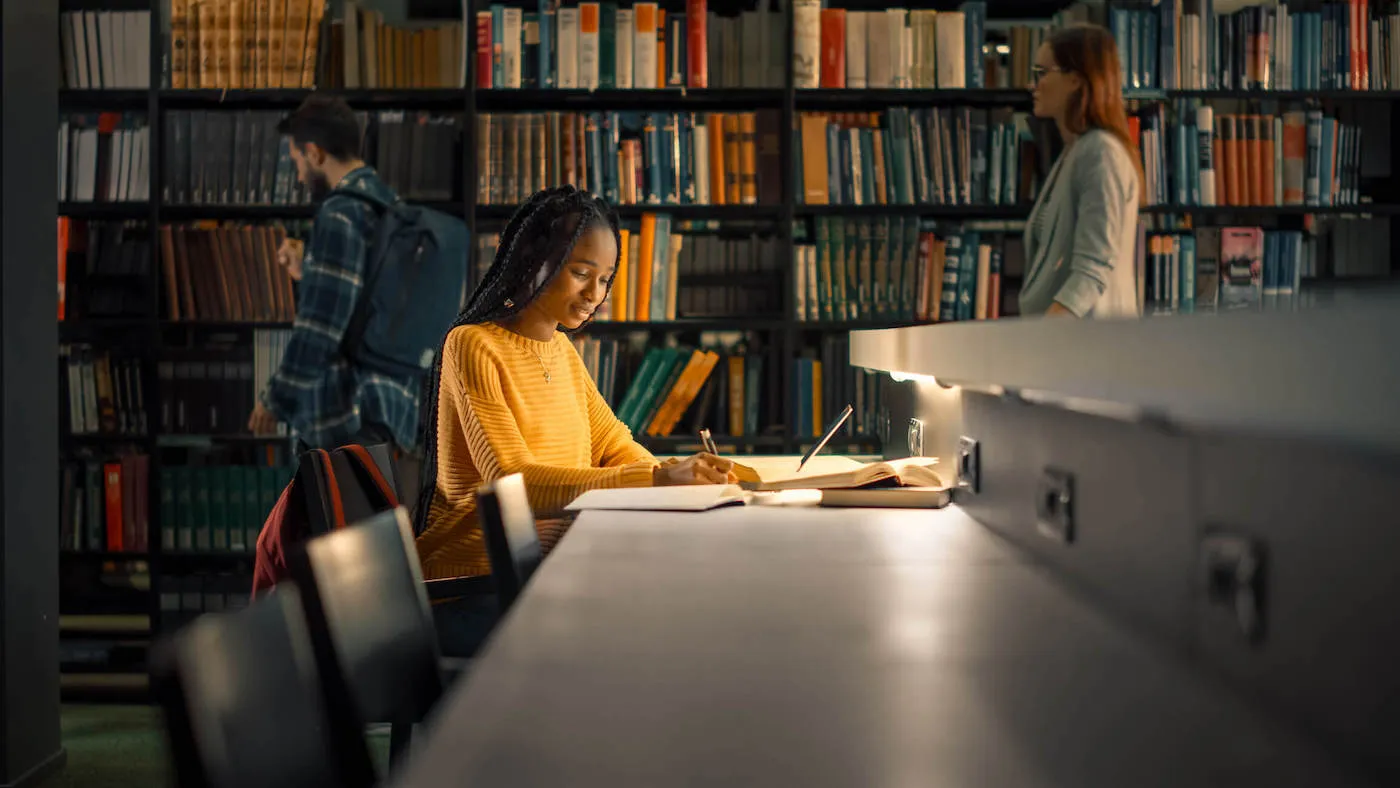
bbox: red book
[820,9,845,89]
[476,11,493,89]
[686,0,707,88]
[104,461,123,551]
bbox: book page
[565,484,747,512]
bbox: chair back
[478,473,542,612]
[152,586,375,788]
[288,506,445,728]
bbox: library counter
[388,506,1371,787]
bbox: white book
[578,2,600,89]
[934,11,965,88]
[793,0,821,88]
[886,9,908,88]
[503,8,523,88]
[557,7,579,88]
[692,121,710,204]
[866,14,890,88]
[616,8,634,88]
[1197,105,1215,206]
[845,11,867,88]
[633,2,657,89]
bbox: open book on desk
[563,457,948,512]
[729,455,944,492]
[564,483,951,513]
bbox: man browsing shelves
[246,94,423,456]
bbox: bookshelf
[56,0,1400,693]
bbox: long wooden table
[389,506,1375,787]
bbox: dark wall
[1,0,63,783]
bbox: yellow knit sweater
[415,322,658,580]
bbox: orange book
[1260,116,1275,206]
[610,228,631,321]
[634,213,657,322]
[726,356,744,435]
[646,349,707,435]
[657,351,720,436]
[707,113,726,204]
[1248,115,1263,205]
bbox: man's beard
[307,170,333,202]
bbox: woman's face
[531,225,618,330]
[1031,43,1082,122]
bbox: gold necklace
[525,345,553,383]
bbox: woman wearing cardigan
[1022,23,1144,319]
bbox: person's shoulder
[1078,129,1134,166]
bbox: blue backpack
[332,190,469,379]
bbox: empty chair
[152,585,376,788]
[478,473,543,613]
[286,506,461,768]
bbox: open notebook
[729,455,944,492]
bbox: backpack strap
[323,187,408,365]
[335,444,399,509]
[298,448,349,532]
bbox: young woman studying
[412,185,734,655]
[1021,23,1144,319]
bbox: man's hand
[652,453,736,486]
[277,238,306,282]
[248,402,280,435]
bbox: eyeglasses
[1031,65,1069,84]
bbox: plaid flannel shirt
[260,166,423,452]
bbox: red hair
[1048,23,1146,206]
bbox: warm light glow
[889,371,939,385]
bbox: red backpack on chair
[251,444,401,600]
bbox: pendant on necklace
[544,371,551,383]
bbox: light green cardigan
[1019,129,1142,319]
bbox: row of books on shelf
[476,1,784,90]
[60,455,288,557]
[59,453,150,553]
[58,219,155,322]
[478,110,773,207]
[1145,226,1316,314]
[335,0,468,89]
[159,573,254,631]
[163,110,311,208]
[167,0,328,90]
[1141,105,1366,208]
[60,11,153,90]
[60,114,151,205]
[574,332,881,440]
[158,330,291,435]
[64,345,148,438]
[795,217,1015,324]
[1111,0,1400,92]
[62,332,292,438]
[59,0,1400,97]
[798,108,1033,208]
[157,223,302,323]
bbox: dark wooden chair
[287,506,468,771]
[478,473,543,614]
[151,585,376,788]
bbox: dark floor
[38,704,391,787]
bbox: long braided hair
[411,185,621,535]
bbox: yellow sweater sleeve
[450,334,657,514]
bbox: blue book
[491,5,505,88]
[539,0,555,88]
